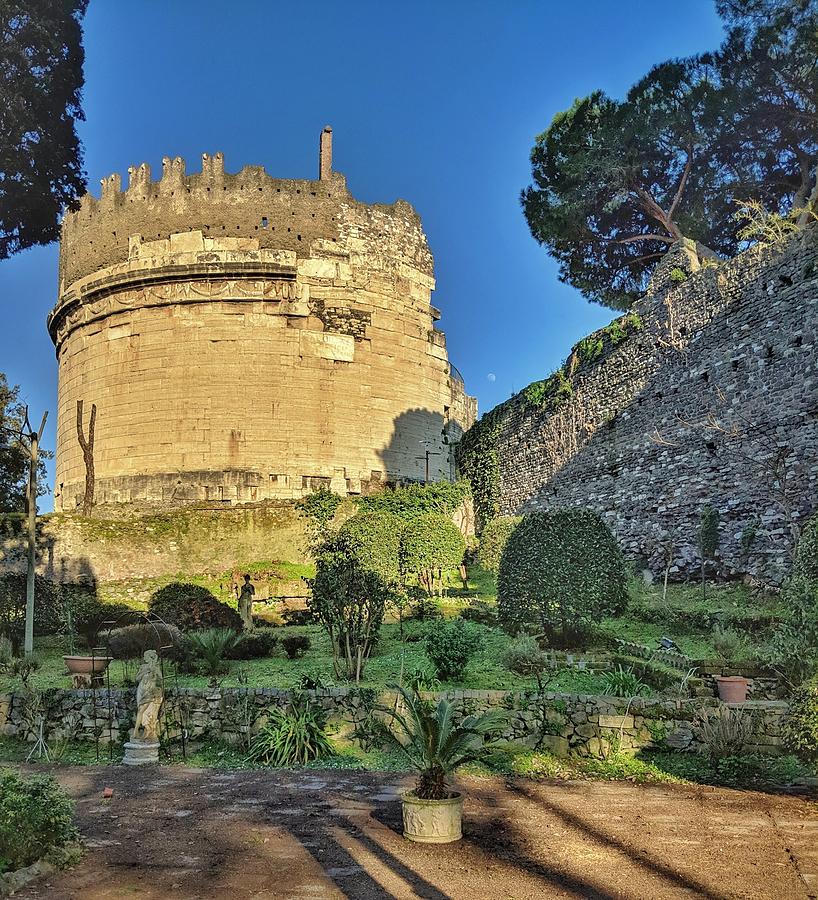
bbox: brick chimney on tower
[319,126,332,180]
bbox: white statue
[132,649,163,743]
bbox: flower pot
[715,675,749,703]
[401,791,464,844]
[63,655,112,688]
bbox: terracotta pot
[715,675,749,702]
[401,791,464,844]
[63,655,112,687]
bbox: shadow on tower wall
[376,408,452,486]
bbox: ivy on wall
[455,405,504,531]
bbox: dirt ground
[12,765,818,900]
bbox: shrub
[281,635,311,660]
[424,619,483,681]
[148,583,242,632]
[338,511,403,582]
[497,509,627,643]
[228,631,279,660]
[105,622,183,660]
[62,592,137,648]
[0,574,62,649]
[459,599,498,626]
[400,513,466,597]
[184,628,239,679]
[378,685,508,799]
[281,608,315,626]
[712,625,747,662]
[308,531,391,681]
[601,665,650,698]
[356,480,471,520]
[247,696,333,766]
[782,676,818,762]
[502,633,551,680]
[0,769,77,871]
[697,708,752,760]
[477,516,521,575]
[296,486,343,532]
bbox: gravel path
[13,765,818,899]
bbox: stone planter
[401,791,464,843]
[63,655,112,688]
[715,675,749,703]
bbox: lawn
[0,565,783,695]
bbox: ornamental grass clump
[379,685,509,800]
[247,696,334,766]
[601,665,650,698]
[497,509,627,645]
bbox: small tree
[308,532,393,683]
[698,505,720,599]
[400,513,466,599]
[339,511,402,583]
[497,509,627,645]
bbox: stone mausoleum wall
[0,687,788,759]
[470,230,818,583]
[49,135,475,511]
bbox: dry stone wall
[0,686,788,759]
[50,144,475,511]
[474,230,818,583]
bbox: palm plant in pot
[380,684,509,843]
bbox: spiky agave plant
[185,628,239,681]
[381,685,509,800]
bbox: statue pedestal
[122,740,160,766]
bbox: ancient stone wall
[468,230,818,583]
[0,506,308,584]
[0,686,788,758]
[50,141,475,510]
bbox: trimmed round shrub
[148,582,242,632]
[424,619,483,681]
[477,516,521,574]
[105,622,183,660]
[497,509,627,644]
[0,769,77,871]
[282,634,311,659]
[228,630,279,660]
[782,675,818,762]
[400,513,466,592]
[338,511,403,582]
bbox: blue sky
[0,0,725,504]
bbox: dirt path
[13,766,818,899]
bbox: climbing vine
[455,405,504,531]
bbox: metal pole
[24,412,47,657]
[425,450,430,485]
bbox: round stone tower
[48,129,476,509]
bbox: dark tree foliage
[0,372,49,512]
[0,0,88,259]
[710,0,818,224]
[522,1,817,309]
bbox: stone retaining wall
[0,687,788,759]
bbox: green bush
[0,574,63,647]
[105,622,183,660]
[424,619,483,681]
[400,513,466,596]
[0,769,77,871]
[477,516,521,574]
[148,582,242,632]
[356,480,471,520]
[281,634,311,660]
[782,676,818,762]
[281,608,315,626]
[601,665,650,698]
[497,509,627,644]
[247,696,333,766]
[228,630,279,660]
[338,511,403,583]
[296,486,343,530]
[62,591,138,648]
[459,599,498,626]
[184,628,239,679]
[501,633,551,680]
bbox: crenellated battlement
[60,143,430,289]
